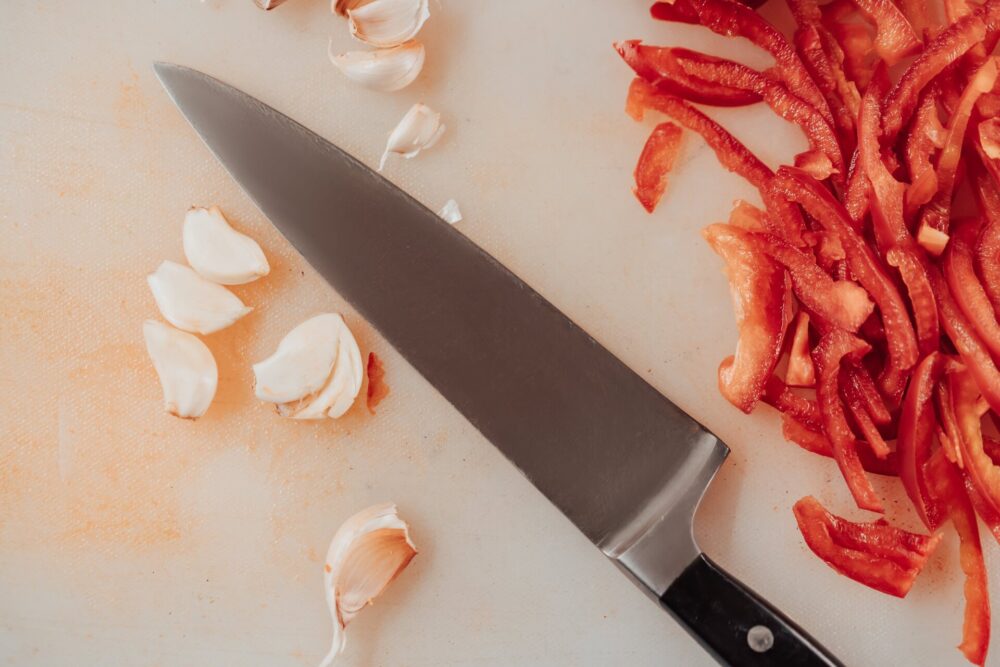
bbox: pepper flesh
[787,312,816,387]
[898,353,948,530]
[792,496,940,597]
[704,224,792,413]
[633,122,684,213]
[846,0,922,65]
[951,370,1000,518]
[944,218,1000,359]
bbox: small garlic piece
[438,199,462,224]
[319,503,417,666]
[329,40,425,92]
[347,0,429,48]
[143,320,218,419]
[147,260,252,335]
[183,206,270,285]
[379,103,444,171]
[277,316,363,420]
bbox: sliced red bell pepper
[704,224,793,413]
[614,41,763,107]
[792,495,940,597]
[886,246,940,357]
[794,149,838,180]
[938,377,966,468]
[772,166,920,396]
[841,367,892,458]
[781,412,900,475]
[787,311,817,387]
[924,449,991,666]
[895,0,934,38]
[813,329,884,511]
[964,468,1000,545]
[727,199,768,232]
[765,374,824,430]
[365,352,389,414]
[944,218,1000,359]
[977,213,1000,319]
[846,0,922,65]
[821,0,877,92]
[919,59,999,234]
[950,369,1000,518]
[846,365,892,425]
[843,150,869,224]
[904,89,945,217]
[632,122,684,213]
[626,79,808,245]
[929,263,1000,415]
[882,10,988,142]
[898,352,948,529]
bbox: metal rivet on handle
[747,625,774,653]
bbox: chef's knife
[155,63,842,667]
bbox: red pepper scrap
[633,122,684,213]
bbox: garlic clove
[438,199,462,224]
[320,503,417,666]
[333,0,365,16]
[347,0,429,48]
[378,103,444,171]
[183,206,270,285]
[277,316,363,419]
[143,320,218,419]
[253,313,346,404]
[147,260,252,335]
[329,40,425,92]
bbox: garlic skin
[438,199,462,224]
[143,320,218,419]
[329,40,425,92]
[379,103,445,171]
[147,260,252,335]
[319,503,417,666]
[183,206,270,285]
[277,319,363,420]
[348,0,430,48]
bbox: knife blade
[155,62,842,667]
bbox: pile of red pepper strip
[618,0,1000,662]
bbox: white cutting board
[0,1,994,665]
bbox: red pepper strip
[924,449,991,666]
[945,218,1000,360]
[964,469,1000,545]
[847,0,921,65]
[794,149,837,180]
[655,52,846,183]
[898,352,948,529]
[976,210,1000,320]
[753,231,873,332]
[765,374,823,430]
[626,79,808,245]
[841,368,892,458]
[938,378,966,468]
[904,89,946,217]
[821,0,876,92]
[792,496,940,597]
[704,224,792,413]
[919,59,999,234]
[843,150,869,224]
[882,10,987,143]
[929,266,1000,415]
[886,246,940,357]
[787,312,816,387]
[781,412,900,475]
[728,199,768,232]
[951,369,1000,517]
[813,329,884,511]
[614,41,763,107]
[649,0,833,126]
[772,167,920,396]
[846,365,892,425]
[895,0,934,37]
[632,122,684,213]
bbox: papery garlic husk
[319,503,417,666]
[438,199,462,224]
[347,0,429,48]
[252,313,363,414]
[329,40,425,92]
[183,206,270,285]
[276,318,363,420]
[379,103,444,171]
[333,0,363,16]
[147,260,252,335]
[143,320,218,419]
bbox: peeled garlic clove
[253,313,347,404]
[143,320,218,419]
[183,207,270,286]
[320,503,417,666]
[333,0,363,16]
[347,0,429,48]
[279,317,363,419]
[438,199,462,224]
[329,40,425,92]
[378,103,444,171]
[147,260,252,335]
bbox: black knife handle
[660,553,843,667]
